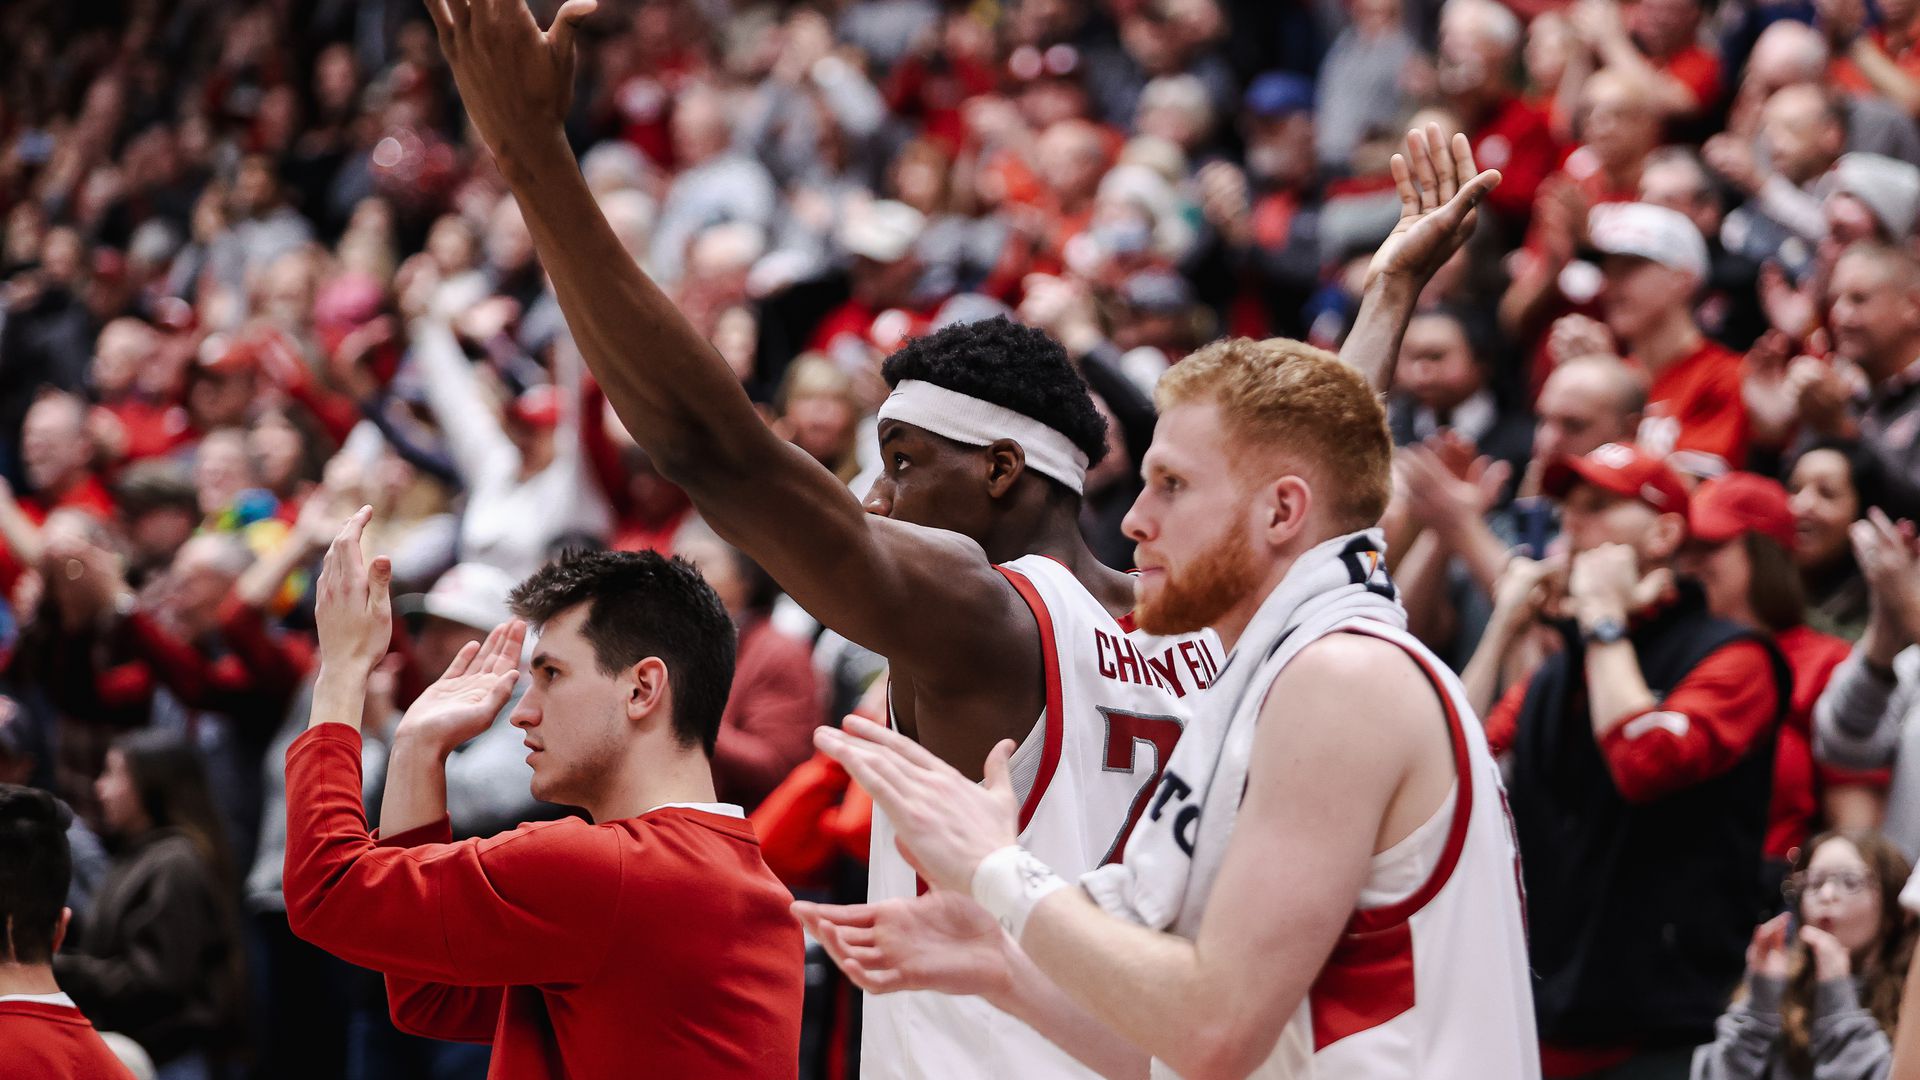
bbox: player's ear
[625,656,671,723]
[984,439,1026,498]
[1258,473,1313,549]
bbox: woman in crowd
[54,730,244,1080]
[1684,474,1882,885]
[1693,829,1914,1079]
[1790,441,1894,642]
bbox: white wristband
[971,845,1069,941]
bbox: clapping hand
[314,506,393,680]
[814,715,1019,895]
[793,890,1015,997]
[394,619,525,755]
[1743,330,1799,445]
[1852,507,1920,643]
[1746,914,1792,980]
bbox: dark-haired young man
[0,783,134,1080]
[425,3,1495,1075]
[283,510,802,1079]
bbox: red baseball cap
[1542,442,1691,517]
[1688,472,1796,549]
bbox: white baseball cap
[839,200,926,264]
[397,562,516,633]
[1587,202,1709,279]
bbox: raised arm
[1340,125,1502,393]
[419,0,1025,680]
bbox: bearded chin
[1135,527,1261,636]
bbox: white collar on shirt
[1413,388,1498,444]
[0,992,75,1007]
[645,802,744,818]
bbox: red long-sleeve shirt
[283,724,803,1080]
[1485,638,1780,804]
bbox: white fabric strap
[971,844,1070,940]
[1902,861,1920,916]
[877,380,1090,494]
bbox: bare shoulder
[1259,631,1447,745]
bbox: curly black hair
[510,549,737,757]
[882,317,1110,472]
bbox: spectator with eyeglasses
[1692,829,1915,1079]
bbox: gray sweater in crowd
[1812,644,1920,860]
[1691,974,1892,1080]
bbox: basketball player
[803,339,1539,1079]
[422,1,1496,1073]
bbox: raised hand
[394,618,526,754]
[1746,914,1791,981]
[1758,260,1820,342]
[1800,925,1852,982]
[1546,313,1616,367]
[1852,508,1920,638]
[1399,441,1511,531]
[314,506,394,680]
[792,891,1014,997]
[1742,330,1799,446]
[422,0,598,167]
[1365,124,1503,295]
[814,715,1020,894]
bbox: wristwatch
[1582,615,1629,646]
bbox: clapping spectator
[1814,506,1920,857]
[1694,830,1914,1080]
[1679,473,1871,879]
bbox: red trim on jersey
[1309,922,1416,1052]
[1116,611,1139,634]
[994,564,1067,831]
[1335,628,1475,933]
[1305,629,1477,1052]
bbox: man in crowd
[1466,442,1788,1078]
[284,512,803,1077]
[1803,242,1920,505]
[1590,202,1750,474]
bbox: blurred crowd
[13,0,1920,1077]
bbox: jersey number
[1097,708,1185,864]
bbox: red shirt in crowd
[0,474,119,598]
[1635,338,1749,472]
[1767,624,1855,861]
[1471,95,1563,224]
[1484,637,1779,805]
[1830,26,1920,98]
[0,997,135,1080]
[714,617,824,812]
[283,724,804,1080]
[1657,42,1723,116]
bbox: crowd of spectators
[14,0,1920,1076]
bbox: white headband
[877,380,1091,494]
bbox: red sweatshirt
[0,998,135,1079]
[283,724,803,1079]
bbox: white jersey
[862,554,1223,1080]
[1082,532,1538,1080]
